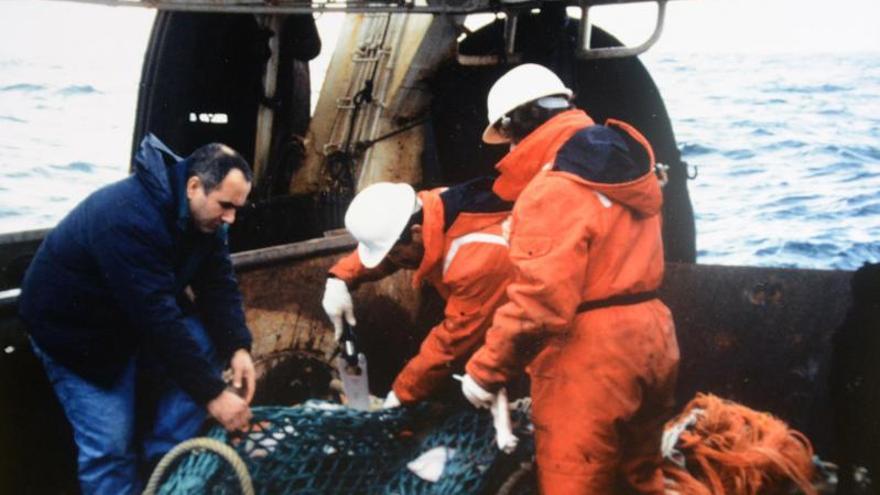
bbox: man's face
[385,225,424,269]
[187,169,252,233]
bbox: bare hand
[230,349,256,404]
[207,390,252,432]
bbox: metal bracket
[0,288,20,310]
[578,0,667,59]
[456,0,671,65]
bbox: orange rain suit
[465,109,680,494]
[330,180,515,404]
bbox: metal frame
[577,0,667,59]
[0,289,20,311]
[55,0,674,59]
[48,0,671,15]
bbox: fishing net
[154,400,534,495]
[154,394,826,495]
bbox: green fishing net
[155,400,534,495]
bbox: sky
[590,0,880,54]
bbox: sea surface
[1,3,879,270]
[645,51,880,269]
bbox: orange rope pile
[662,393,817,495]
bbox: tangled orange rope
[662,393,817,495]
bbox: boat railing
[0,230,357,308]
[232,232,356,271]
[59,0,675,59]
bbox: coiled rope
[661,393,817,495]
[143,437,254,495]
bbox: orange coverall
[330,182,515,404]
[466,109,680,494]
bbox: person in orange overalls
[322,179,514,407]
[460,64,680,494]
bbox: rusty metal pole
[253,14,282,192]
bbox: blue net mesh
[157,400,534,495]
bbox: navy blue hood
[134,133,183,207]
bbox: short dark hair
[397,209,424,244]
[187,143,253,193]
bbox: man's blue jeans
[31,316,223,495]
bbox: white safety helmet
[482,63,573,144]
[344,182,421,268]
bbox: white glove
[460,374,495,409]
[491,388,519,453]
[322,277,356,341]
[383,390,401,409]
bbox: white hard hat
[344,182,420,268]
[482,63,573,144]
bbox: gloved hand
[383,390,401,409]
[322,277,356,341]
[491,388,518,453]
[460,373,495,409]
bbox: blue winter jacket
[19,135,252,405]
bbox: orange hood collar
[571,118,660,218]
[492,109,595,201]
[493,110,660,218]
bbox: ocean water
[0,2,152,233]
[642,51,880,269]
[1,3,879,271]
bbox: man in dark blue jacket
[19,134,257,494]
